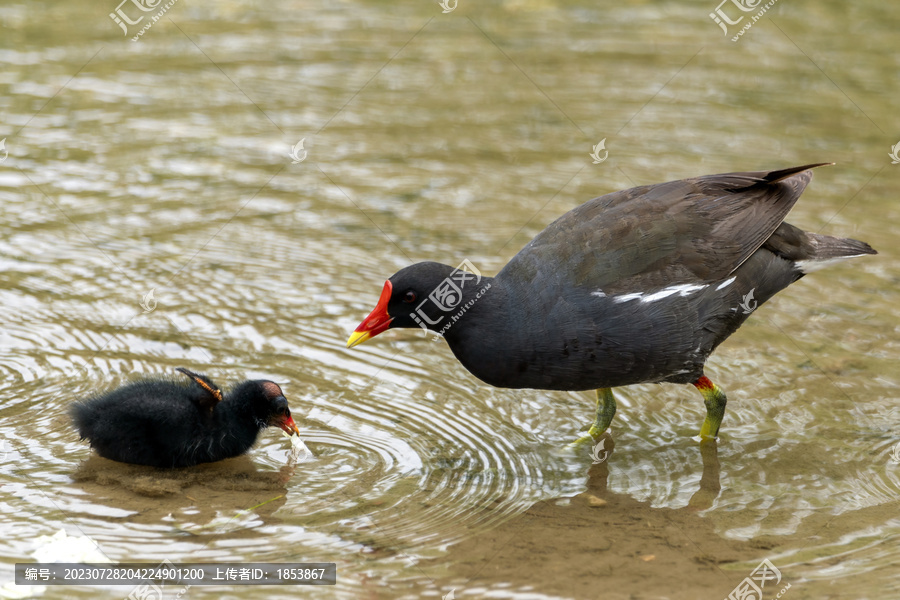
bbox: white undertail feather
[795,254,871,274]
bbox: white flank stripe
[610,282,710,304]
[642,283,708,303]
[674,283,707,296]
[642,288,679,302]
[613,292,643,303]
[716,276,737,290]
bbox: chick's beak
[278,414,300,436]
[347,280,394,348]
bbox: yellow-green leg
[693,376,727,440]
[573,388,617,445]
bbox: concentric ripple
[0,195,558,598]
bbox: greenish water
[1,1,898,598]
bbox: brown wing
[175,367,223,412]
[499,164,829,294]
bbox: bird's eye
[403,290,417,303]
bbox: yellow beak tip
[346,331,371,349]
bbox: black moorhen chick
[71,368,300,467]
[347,164,876,441]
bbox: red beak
[347,281,394,348]
[277,414,300,436]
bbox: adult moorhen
[347,164,876,441]
[71,368,300,467]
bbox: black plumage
[348,164,876,440]
[71,368,300,467]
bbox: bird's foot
[569,434,593,448]
[570,427,607,448]
[568,388,617,449]
[569,432,597,449]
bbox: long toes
[569,432,597,448]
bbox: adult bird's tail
[795,232,877,273]
[761,218,877,274]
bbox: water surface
[1,1,898,598]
